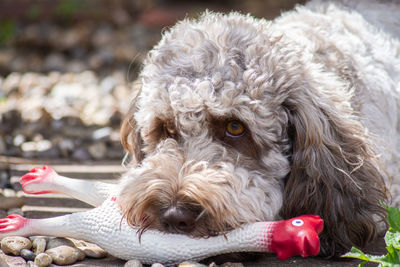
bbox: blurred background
[0,0,305,164]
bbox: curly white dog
[119,0,400,257]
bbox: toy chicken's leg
[19,166,116,207]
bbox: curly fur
[119,0,400,257]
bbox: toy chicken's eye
[292,219,304,227]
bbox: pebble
[43,53,66,72]
[72,147,91,161]
[46,237,75,250]
[45,245,85,265]
[2,72,21,95]
[151,263,165,267]
[36,140,52,152]
[66,60,87,73]
[29,236,51,243]
[27,261,39,267]
[20,248,36,261]
[32,237,47,255]
[179,261,207,267]
[21,140,52,152]
[13,134,26,147]
[92,26,114,47]
[19,73,41,94]
[0,136,6,154]
[88,142,107,159]
[220,263,244,267]
[34,253,53,267]
[20,141,38,152]
[58,139,75,157]
[38,145,60,158]
[0,196,24,210]
[88,53,104,69]
[0,209,7,218]
[100,76,116,93]
[1,110,22,132]
[124,259,143,267]
[0,171,10,188]
[115,43,138,62]
[73,240,107,259]
[2,188,16,197]
[92,127,112,140]
[1,236,32,256]
[79,245,107,258]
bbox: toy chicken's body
[0,166,323,265]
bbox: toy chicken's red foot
[271,215,324,260]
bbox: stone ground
[0,249,385,267]
[0,238,387,267]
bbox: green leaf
[386,231,400,249]
[383,204,400,232]
[342,247,371,261]
[342,247,400,266]
[344,204,400,267]
[383,245,400,265]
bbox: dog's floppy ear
[121,91,144,165]
[280,87,389,256]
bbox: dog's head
[120,12,388,256]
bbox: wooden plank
[10,176,119,185]
[10,166,125,180]
[18,192,75,199]
[0,155,124,166]
[9,164,126,173]
[22,205,90,219]
[22,205,89,213]
[10,176,118,195]
[22,196,93,209]
[11,171,122,180]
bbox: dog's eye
[164,122,177,137]
[226,121,245,137]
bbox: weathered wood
[22,205,90,219]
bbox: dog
[119,0,400,257]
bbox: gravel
[0,70,140,161]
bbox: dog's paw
[0,215,28,234]
[19,165,58,194]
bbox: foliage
[28,4,42,20]
[343,204,400,267]
[0,20,16,46]
[55,0,83,18]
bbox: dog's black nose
[160,205,196,234]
